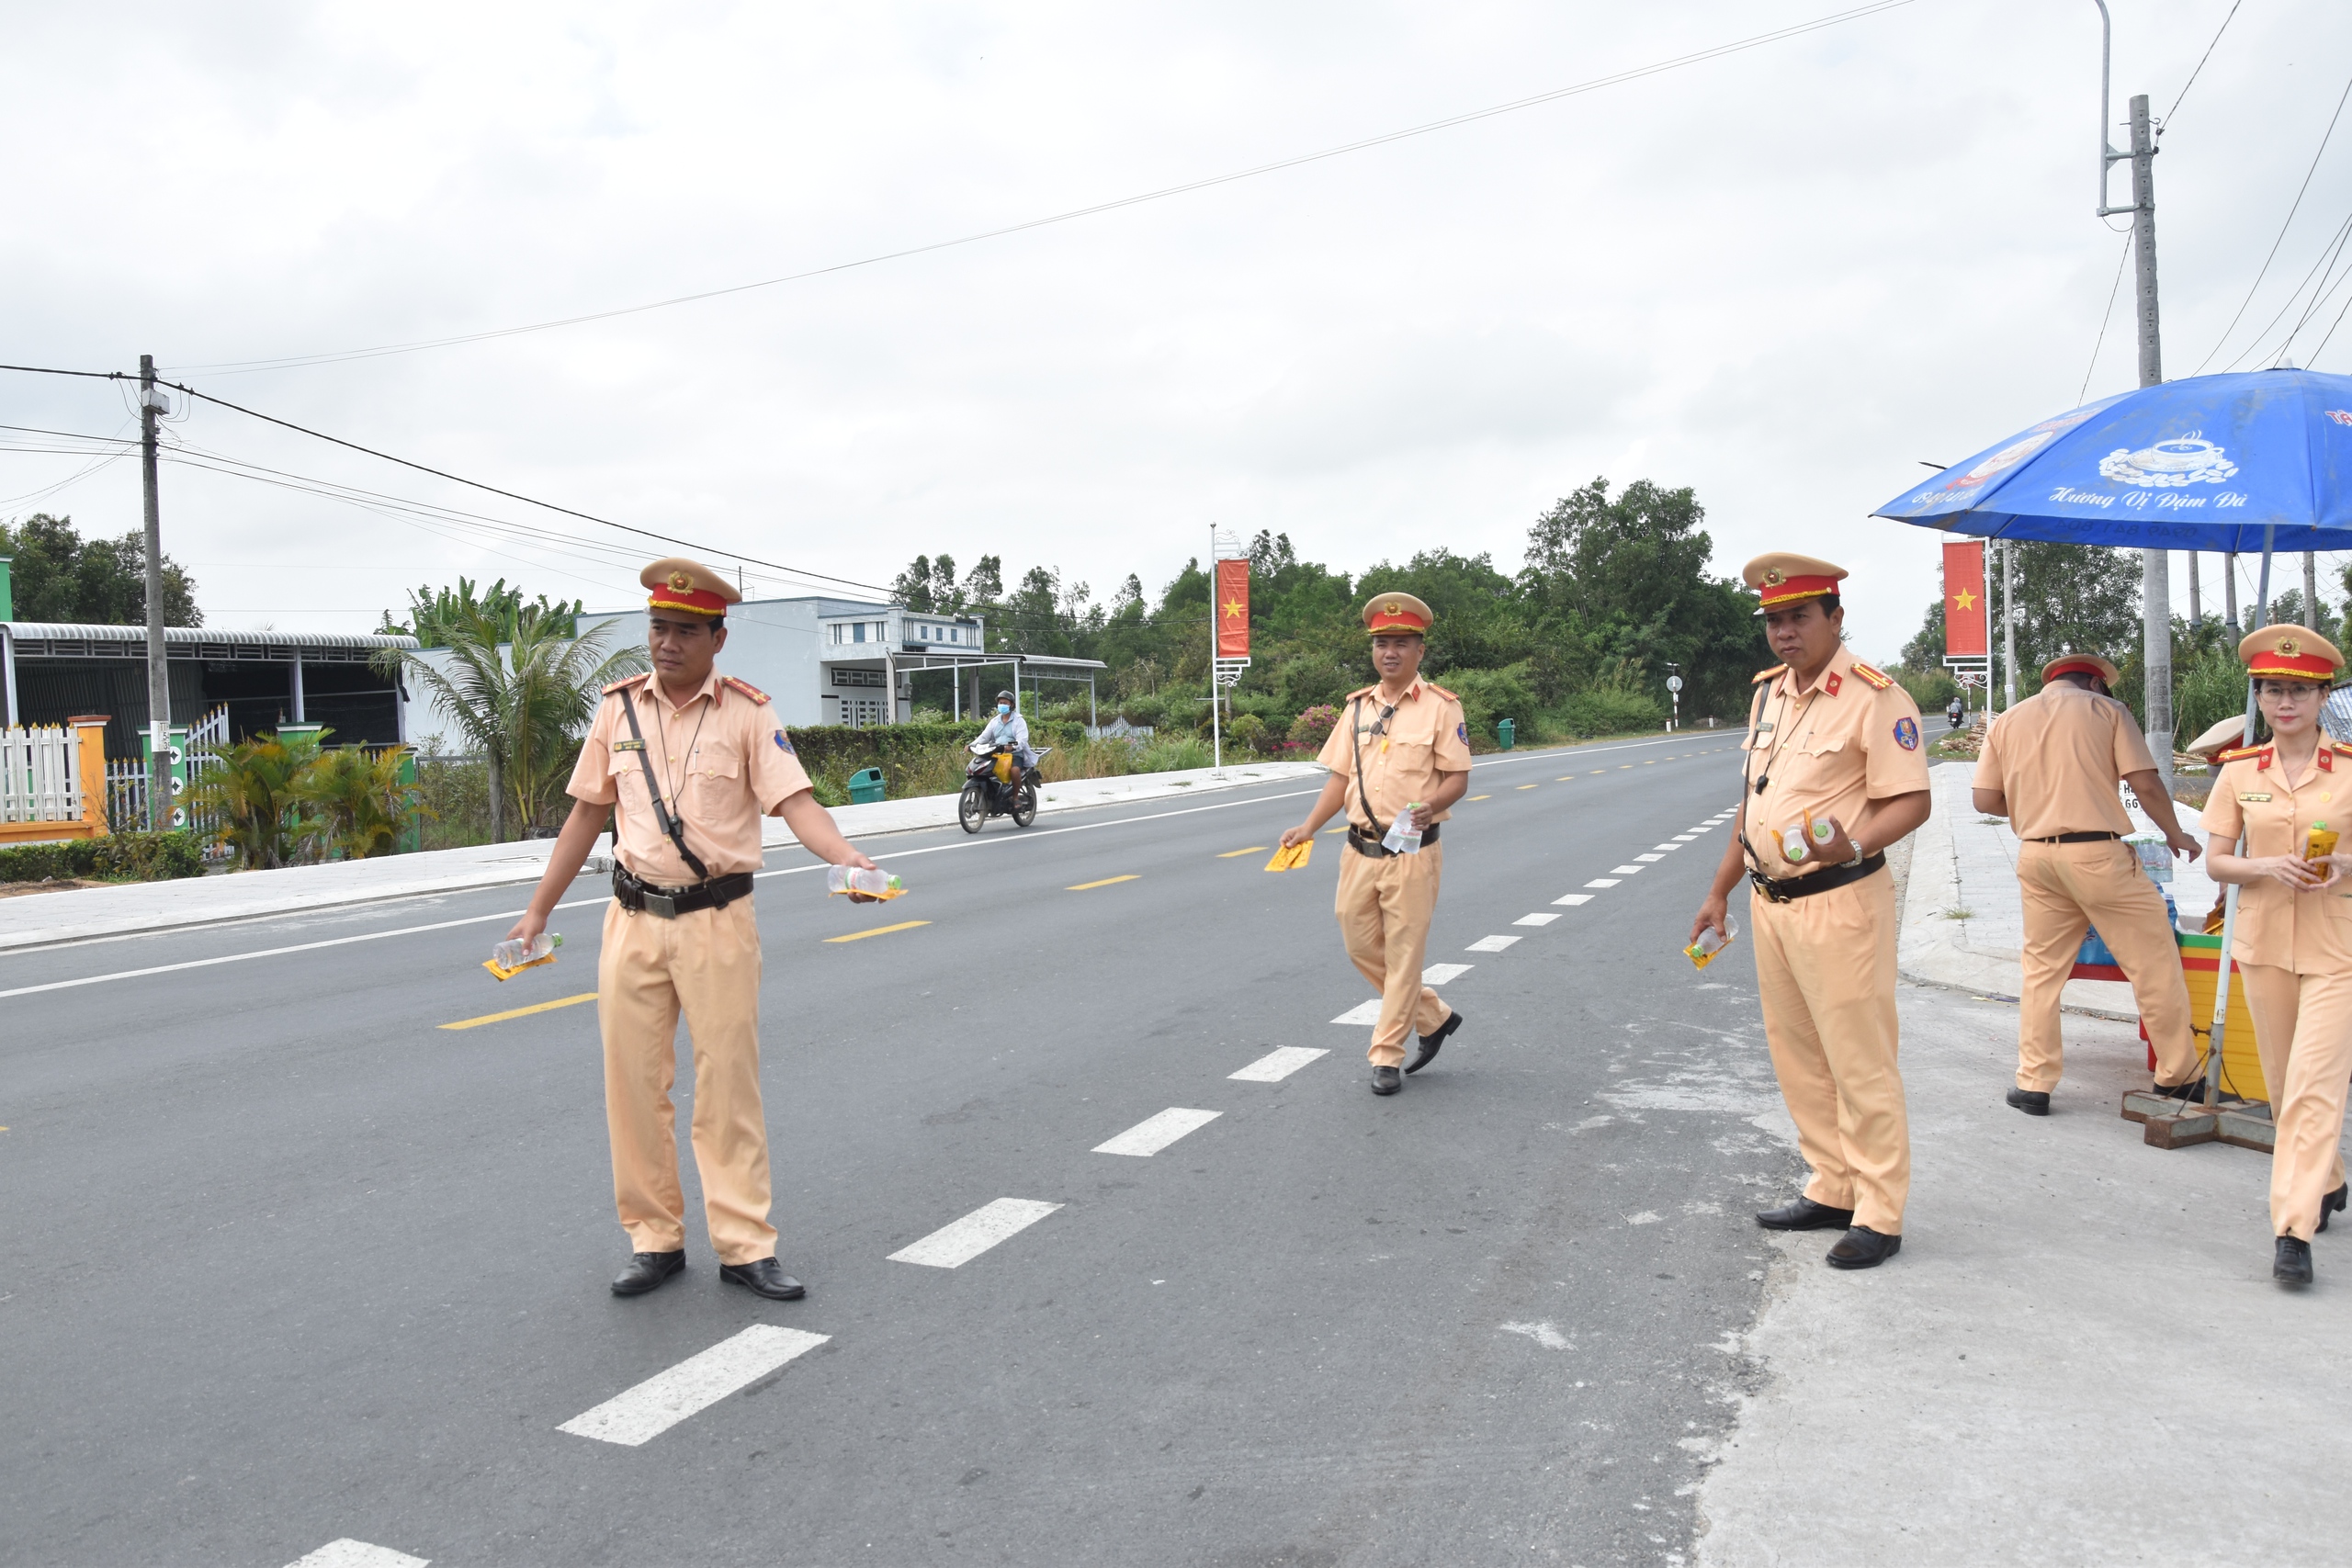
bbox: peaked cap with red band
[1363,592,1434,636]
[2041,651,2120,686]
[642,556,741,618]
[1741,552,1846,615]
[2239,622,2345,682]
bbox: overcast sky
[5,0,2348,664]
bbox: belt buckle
[643,890,678,919]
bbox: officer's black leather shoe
[1826,1226,1903,1269]
[719,1258,806,1300]
[1370,1066,1403,1096]
[2154,1077,2209,1103]
[2275,1235,2314,1286]
[2006,1087,2052,1116]
[611,1249,685,1297]
[1755,1196,1853,1231]
[2321,1185,2348,1235]
[1406,1010,1464,1074]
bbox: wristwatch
[1844,839,1867,868]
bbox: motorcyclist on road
[978,691,1036,770]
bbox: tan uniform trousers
[2015,839,2199,1092]
[1335,839,1453,1067]
[2236,964,2352,1241]
[596,894,777,1265]
[1750,867,1909,1234]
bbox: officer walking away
[2198,626,2352,1286]
[1279,592,1473,1096]
[506,558,882,1302]
[1688,555,1933,1269]
[1972,651,2205,1115]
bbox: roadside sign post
[1665,670,1682,731]
[1210,528,1250,777]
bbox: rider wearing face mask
[978,690,1035,769]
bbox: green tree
[379,577,582,649]
[294,745,429,861]
[0,513,201,626]
[1899,596,1946,673]
[186,729,325,870]
[2008,542,2142,702]
[372,606,645,840]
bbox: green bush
[1289,705,1340,750]
[1888,663,1960,714]
[1442,662,1542,746]
[1559,685,1665,738]
[0,829,204,885]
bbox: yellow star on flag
[1951,590,1977,611]
[1222,597,1246,620]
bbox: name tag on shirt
[2239,792,2271,802]
[615,739,647,753]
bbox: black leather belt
[614,866,755,919]
[1348,822,1441,858]
[1748,852,1886,904]
[2030,830,2123,844]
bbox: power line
[162,1,1924,377]
[2221,201,2352,371]
[2156,0,2244,137]
[2078,231,2133,404]
[2194,68,2352,375]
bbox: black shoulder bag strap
[1736,680,1772,878]
[618,687,713,886]
[1350,694,1390,838]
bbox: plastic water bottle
[491,931,561,970]
[1380,805,1426,855]
[827,865,904,897]
[1685,914,1739,970]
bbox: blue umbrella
[1872,368,2352,550]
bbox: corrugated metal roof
[2,622,419,650]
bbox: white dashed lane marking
[1513,913,1560,927]
[1230,1046,1329,1082]
[1553,894,1594,907]
[1331,999,1384,1024]
[1584,878,1621,889]
[1673,834,1700,841]
[559,1325,831,1447]
[286,1543,429,1568]
[1422,963,1475,983]
[1634,853,1665,863]
[1466,934,1521,953]
[888,1199,1062,1269]
[1609,864,1646,874]
[1094,1108,1222,1156]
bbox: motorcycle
[959,740,1049,832]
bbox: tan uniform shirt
[1315,679,1476,830]
[1973,682,2154,840]
[2200,743,2352,973]
[1741,644,1931,880]
[567,671,815,885]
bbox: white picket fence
[105,705,232,841]
[1,725,84,824]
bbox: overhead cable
[163,1,1924,377]
[2195,68,2352,376]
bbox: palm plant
[294,745,430,862]
[184,729,325,870]
[373,605,645,840]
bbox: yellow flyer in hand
[1265,840,1313,873]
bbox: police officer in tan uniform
[1280,592,1474,1095]
[1689,555,1933,1269]
[508,558,881,1301]
[1972,650,2205,1114]
[2199,625,2352,1286]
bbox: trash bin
[847,767,888,805]
[1496,718,1515,750]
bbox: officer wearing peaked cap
[1689,553,1933,1269]
[505,557,882,1303]
[1280,592,1474,1096]
[2199,624,2352,1285]
[1973,649,2206,1116]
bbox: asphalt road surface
[2,732,1800,1568]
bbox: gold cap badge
[2279,636,2301,657]
[1385,600,1401,615]
[1763,568,1785,585]
[669,570,693,591]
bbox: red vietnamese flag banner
[1216,558,1250,658]
[1942,540,1987,658]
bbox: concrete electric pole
[2125,92,2173,789]
[139,354,171,831]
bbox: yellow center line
[1216,846,1269,858]
[1590,770,1606,775]
[1324,824,1351,834]
[441,992,597,1031]
[1516,784,1539,790]
[1555,775,1577,782]
[1466,794,1492,802]
[825,919,932,942]
[1068,874,1141,891]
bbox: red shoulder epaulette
[1423,682,1458,702]
[1850,660,1895,691]
[2215,743,2270,765]
[602,672,651,696]
[2331,740,2352,761]
[1751,664,1786,684]
[720,675,771,705]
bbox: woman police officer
[2200,625,2352,1285]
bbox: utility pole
[2304,550,2320,630]
[139,354,172,832]
[2126,93,2173,789]
[2001,541,2018,709]
[2187,553,2200,627]
[2224,552,2240,638]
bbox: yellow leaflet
[482,953,559,983]
[1264,840,1313,872]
